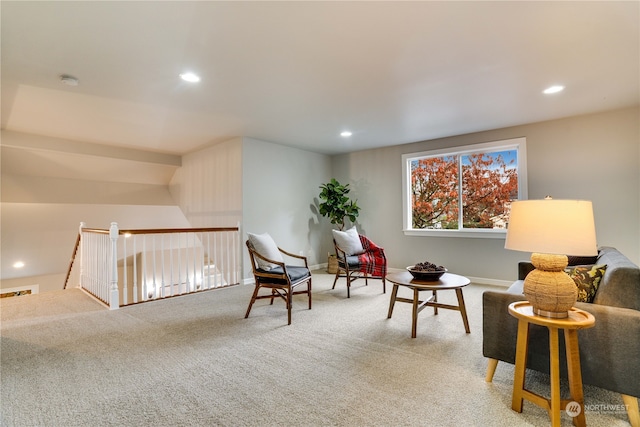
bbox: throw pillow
[247,232,284,270]
[565,264,607,303]
[332,226,365,256]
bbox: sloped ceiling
[2,1,638,157]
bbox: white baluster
[160,234,166,298]
[133,235,138,303]
[142,237,147,300]
[212,232,218,288]
[185,232,190,292]
[177,234,182,295]
[206,232,211,290]
[109,222,119,310]
[122,231,128,306]
[169,233,174,297]
[152,235,157,299]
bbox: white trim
[403,229,507,239]
[385,268,512,287]
[466,276,512,288]
[79,287,110,308]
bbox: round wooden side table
[386,271,470,338]
[508,301,595,427]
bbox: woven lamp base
[523,253,577,318]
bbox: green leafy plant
[318,178,360,230]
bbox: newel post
[109,222,120,310]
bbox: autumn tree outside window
[402,138,527,238]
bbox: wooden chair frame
[332,237,386,298]
[245,240,312,325]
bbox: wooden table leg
[432,290,438,315]
[565,329,587,427]
[485,358,498,382]
[455,288,470,333]
[622,394,640,427]
[411,287,419,338]
[549,327,561,427]
[512,319,530,413]
[387,284,399,318]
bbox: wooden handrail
[118,227,239,235]
[80,226,239,235]
[64,232,81,289]
[78,228,110,234]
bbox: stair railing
[66,222,241,309]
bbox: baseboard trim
[466,276,511,288]
[243,266,512,288]
[317,266,512,287]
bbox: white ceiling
[2,1,639,157]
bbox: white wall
[242,137,332,279]
[332,107,640,284]
[169,137,243,228]
[1,131,188,292]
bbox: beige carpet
[0,271,632,426]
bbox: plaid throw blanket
[358,235,387,278]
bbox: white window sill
[403,229,507,239]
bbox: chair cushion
[332,226,364,256]
[262,266,311,282]
[247,232,283,270]
[340,255,360,268]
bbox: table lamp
[504,198,597,318]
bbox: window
[402,138,527,238]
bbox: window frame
[401,137,527,239]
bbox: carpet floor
[0,271,632,426]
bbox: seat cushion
[247,232,283,270]
[262,266,310,282]
[339,255,360,268]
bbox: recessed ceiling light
[180,72,201,83]
[340,131,352,137]
[13,261,25,269]
[543,85,564,94]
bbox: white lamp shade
[505,199,597,256]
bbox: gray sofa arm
[517,261,534,280]
[483,290,640,398]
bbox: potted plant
[318,178,360,231]
[318,178,361,273]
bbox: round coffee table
[386,271,471,338]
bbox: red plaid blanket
[358,235,387,278]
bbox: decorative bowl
[406,266,447,281]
